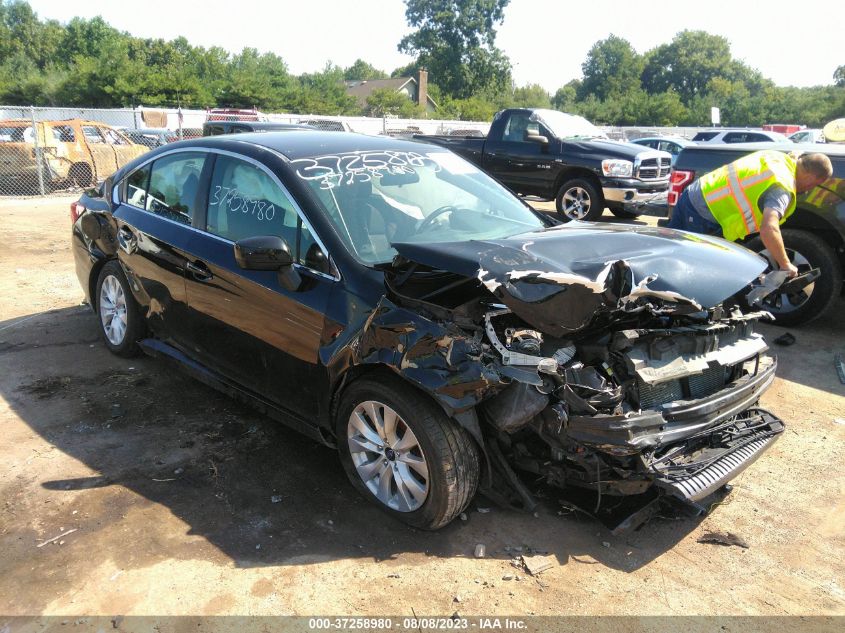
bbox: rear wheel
[746,229,842,326]
[96,261,144,357]
[336,375,479,530]
[555,178,604,222]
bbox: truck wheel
[746,229,842,326]
[336,375,479,530]
[555,178,604,222]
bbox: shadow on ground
[0,305,725,601]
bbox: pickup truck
[669,142,845,326]
[416,108,671,221]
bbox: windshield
[290,149,546,264]
[532,109,606,140]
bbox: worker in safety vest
[668,150,832,277]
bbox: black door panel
[183,233,330,419]
[113,205,194,346]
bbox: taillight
[668,169,694,207]
[70,202,85,224]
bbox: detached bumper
[650,409,784,502]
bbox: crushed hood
[392,223,767,336]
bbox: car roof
[190,131,442,160]
[684,141,845,157]
[634,137,692,143]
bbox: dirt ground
[1,196,844,622]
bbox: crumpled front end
[366,228,786,518]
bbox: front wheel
[96,260,144,357]
[746,229,842,326]
[555,178,604,222]
[336,375,479,530]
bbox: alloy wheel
[562,186,591,220]
[99,274,128,345]
[347,400,430,512]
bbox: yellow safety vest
[700,150,797,242]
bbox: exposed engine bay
[354,228,787,530]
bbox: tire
[336,375,479,530]
[746,229,842,326]
[610,207,640,220]
[555,178,604,222]
[95,260,144,357]
[69,163,93,188]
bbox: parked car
[631,136,695,165]
[72,131,786,530]
[788,129,825,144]
[416,108,672,222]
[202,121,314,136]
[122,127,203,147]
[0,118,148,189]
[669,142,845,325]
[298,119,352,132]
[121,128,172,148]
[692,129,790,144]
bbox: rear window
[692,131,719,141]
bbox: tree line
[1,0,842,126]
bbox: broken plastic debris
[477,507,491,513]
[521,554,555,576]
[474,543,486,558]
[774,332,796,346]
[270,495,283,504]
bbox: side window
[51,125,75,142]
[206,155,297,244]
[747,133,771,142]
[658,141,678,155]
[123,163,151,208]
[82,125,104,144]
[723,132,747,143]
[502,114,530,142]
[206,156,329,271]
[145,152,206,225]
[103,128,128,145]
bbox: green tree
[398,0,512,98]
[364,87,424,117]
[551,80,581,112]
[641,30,734,103]
[512,84,551,109]
[834,65,845,87]
[344,59,387,81]
[578,35,643,101]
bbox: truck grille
[637,157,671,180]
[638,366,728,409]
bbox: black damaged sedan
[72,131,785,530]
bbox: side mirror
[234,235,301,290]
[526,134,549,146]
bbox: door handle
[117,227,137,254]
[186,260,213,282]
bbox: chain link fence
[1,104,719,197]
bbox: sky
[24,0,844,93]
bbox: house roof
[344,77,438,109]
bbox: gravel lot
[1,196,843,622]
